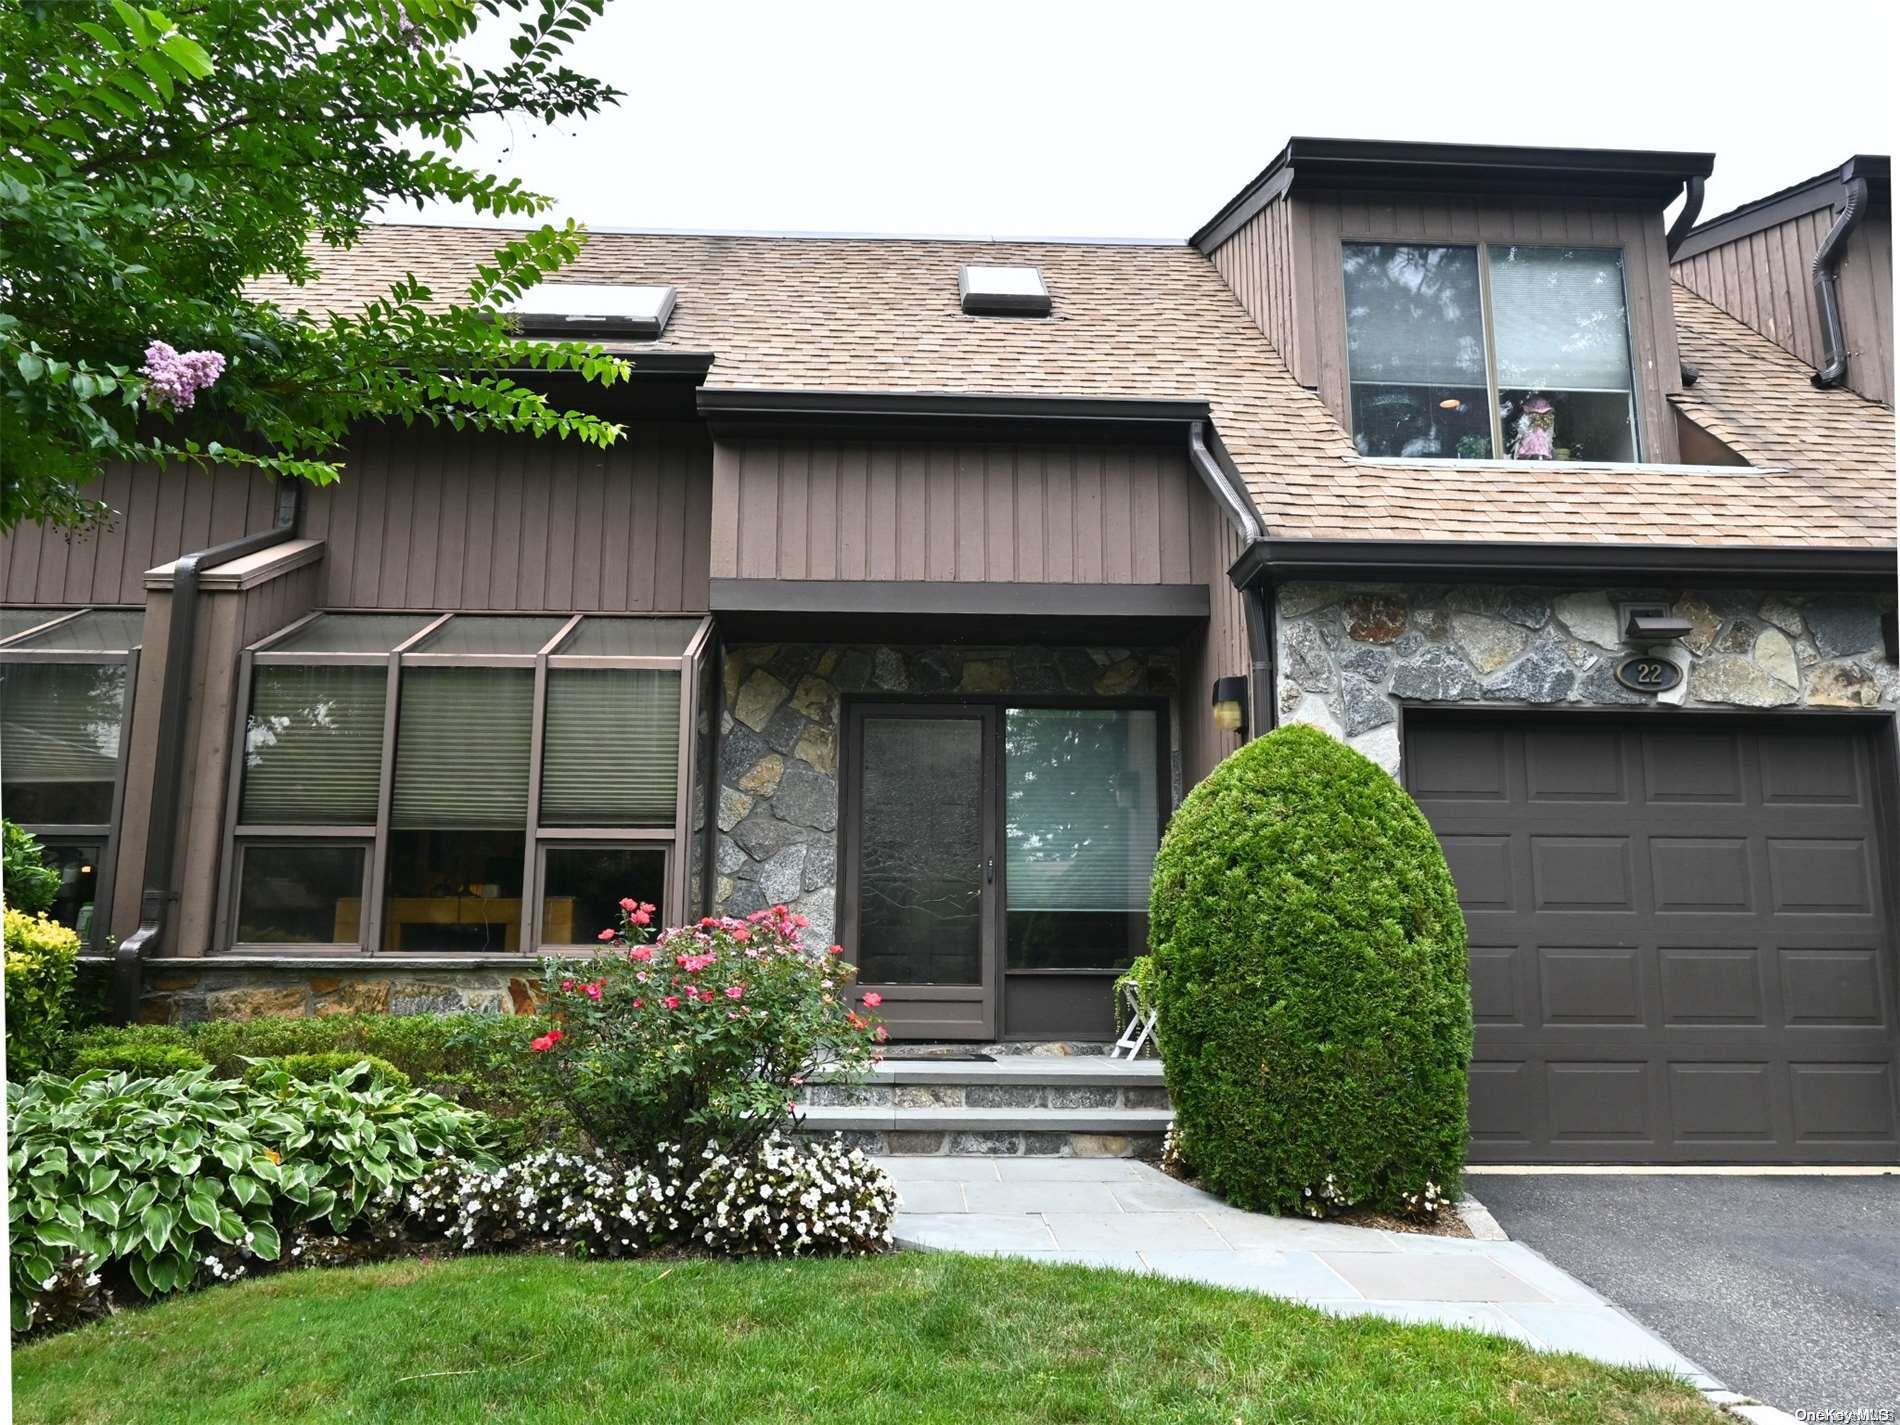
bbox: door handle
[984,857,994,885]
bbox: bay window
[0,609,141,947]
[222,611,709,954]
[1343,242,1639,462]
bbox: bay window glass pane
[39,843,101,938]
[0,661,126,824]
[541,669,680,826]
[11,609,142,652]
[1491,245,1637,462]
[391,667,532,828]
[267,612,432,655]
[558,617,701,656]
[241,666,386,825]
[1342,243,1492,458]
[413,615,566,656]
[541,845,667,946]
[1004,708,1158,972]
[383,830,524,951]
[236,844,366,944]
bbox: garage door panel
[1668,1062,1776,1143]
[1642,729,1747,803]
[1408,715,1896,1165]
[1778,948,1888,1027]
[1789,1063,1897,1144]
[1531,836,1636,911]
[1524,728,1627,802]
[1538,946,1645,1026]
[1659,946,1766,1026]
[1546,1062,1651,1142]
[1767,838,1874,914]
[1759,732,1864,805]
[1651,838,1754,913]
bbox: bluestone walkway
[881,1156,1719,1389]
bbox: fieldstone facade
[1277,582,1899,772]
[136,964,544,1024]
[713,643,1183,942]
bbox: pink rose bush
[533,902,881,1162]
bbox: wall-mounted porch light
[1619,604,1695,642]
[1211,675,1249,735]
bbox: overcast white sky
[403,0,1898,241]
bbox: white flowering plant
[683,1133,898,1258]
[533,903,883,1162]
[5,1064,494,1334]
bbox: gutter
[111,480,303,1022]
[1810,164,1871,389]
[1229,536,1898,590]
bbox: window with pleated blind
[0,661,128,825]
[391,667,534,828]
[1004,707,1158,972]
[240,666,387,825]
[541,668,680,826]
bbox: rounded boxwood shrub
[69,1041,211,1077]
[1148,724,1470,1219]
[242,1051,412,1093]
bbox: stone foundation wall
[1277,582,1899,773]
[139,965,543,1024]
[713,643,1183,941]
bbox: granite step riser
[805,1128,1167,1158]
[807,1084,1171,1110]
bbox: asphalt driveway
[1474,1173,1900,1415]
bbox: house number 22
[1613,655,1683,694]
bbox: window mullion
[1476,241,1505,459]
[522,652,550,955]
[363,651,402,955]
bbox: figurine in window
[1512,395,1556,460]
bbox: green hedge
[1148,725,1471,1219]
[241,1052,410,1093]
[68,1041,211,1077]
[64,1013,566,1151]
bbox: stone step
[809,1056,1168,1111]
[798,1104,1172,1158]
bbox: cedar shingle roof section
[250,224,1895,549]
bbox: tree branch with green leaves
[0,0,630,533]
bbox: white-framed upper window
[1342,242,1640,463]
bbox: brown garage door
[1407,715,1898,1164]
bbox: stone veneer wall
[137,965,543,1024]
[1277,582,1899,772]
[713,643,1183,943]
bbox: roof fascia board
[1193,137,1713,253]
[711,577,1209,621]
[1229,538,1898,590]
[699,389,1213,443]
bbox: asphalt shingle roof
[252,224,1895,549]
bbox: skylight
[959,265,1051,317]
[508,282,677,338]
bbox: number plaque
[1613,654,1683,694]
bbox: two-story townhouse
[2,138,1894,1165]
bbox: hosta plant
[6,1065,493,1333]
[533,903,882,1160]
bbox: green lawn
[12,1253,1717,1425]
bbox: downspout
[1186,421,1273,739]
[111,479,303,1022]
[1664,175,1705,259]
[1810,169,1870,389]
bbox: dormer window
[1343,243,1639,463]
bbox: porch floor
[881,1157,1720,1389]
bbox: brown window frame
[1338,238,1644,464]
[216,610,712,957]
[0,607,141,953]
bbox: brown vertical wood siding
[1207,194,1684,463]
[299,422,712,612]
[1,464,281,607]
[1208,192,1313,388]
[1674,212,1893,406]
[1179,490,1248,787]
[710,438,1205,585]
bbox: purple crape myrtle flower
[140,340,226,411]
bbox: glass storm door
[841,704,998,1039]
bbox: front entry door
[841,704,998,1039]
